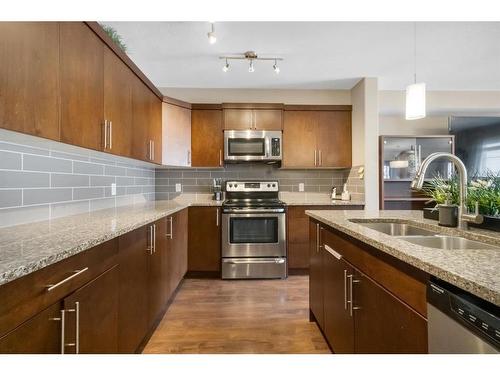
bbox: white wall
[160,88,351,105]
[351,78,379,211]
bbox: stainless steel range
[221,180,287,279]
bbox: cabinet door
[316,111,352,168]
[63,265,119,354]
[283,111,317,168]
[354,271,427,353]
[149,92,163,164]
[103,46,133,158]
[118,226,149,353]
[309,221,324,328]
[0,22,60,140]
[254,109,283,130]
[131,79,151,161]
[223,109,253,130]
[60,22,104,151]
[323,252,354,353]
[167,209,188,296]
[162,103,192,166]
[0,302,62,354]
[188,207,221,272]
[191,109,223,167]
[148,222,165,326]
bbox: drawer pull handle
[324,244,342,260]
[46,268,89,292]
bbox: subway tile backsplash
[0,129,156,228]
[156,164,360,200]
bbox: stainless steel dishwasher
[427,279,499,353]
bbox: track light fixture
[207,22,216,44]
[222,58,229,72]
[219,51,283,74]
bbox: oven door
[222,212,286,257]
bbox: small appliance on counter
[221,180,287,280]
[212,178,224,201]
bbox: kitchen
[0,2,499,372]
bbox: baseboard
[185,271,221,279]
[289,268,309,275]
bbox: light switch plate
[111,183,117,196]
[299,183,305,192]
[175,183,182,192]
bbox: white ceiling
[103,22,500,90]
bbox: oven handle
[224,258,286,264]
[223,209,285,214]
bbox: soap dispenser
[341,183,351,201]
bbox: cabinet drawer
[0,238,118,337]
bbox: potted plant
[421,172,500,231]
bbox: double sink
[350,221,500,251]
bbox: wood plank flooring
[143,276,331,354]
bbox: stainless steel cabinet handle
[148,225,153,254]
[166,216,173,239]
[219,149,223,166]
[46,268,89,292]
[187,150,191,165]
[65,301,80,354]
[319,150,322,166]
[348,274,361,317]
[344,270,348,310]
[324,244,342,260]
[153,224,156,253]
[109,121,112,150]
[314,150,317,166]
[50,309,66,354]
[216,208,219,227]
[103,120,108,149]
[316,223,320,252]
[152,141,155,160]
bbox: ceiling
[103,22,500,90]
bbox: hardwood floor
[143,276,331,354]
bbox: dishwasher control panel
[428,280,500,349]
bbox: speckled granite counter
[0,197,222,286]
[280,192,364,206]
[306,209,500,306]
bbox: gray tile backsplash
[0,129,156,228]
[155,164,361,200]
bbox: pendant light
[207,22,216,44]
[406,22,426,120]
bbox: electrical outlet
[298,183,305,192]
[111,183,116,196]
[175,183,182,192]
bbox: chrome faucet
[411,152,483,230]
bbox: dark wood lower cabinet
[63,265,119,354]
[148,221,165,326]
[118,226,149,353]
[188,207,221,273]
[310,219,428,354]
[353,271,427,354]
[323,250,355,353]
[309,221,324,328]
[167,209,188,296]
[0,302,62,354]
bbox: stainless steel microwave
[224,130,282,163]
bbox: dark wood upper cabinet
[0,302,62,354]
[149,92,163,164]
[63,265,119,354]
[188,206,221,273]
[283,111,317,168]
[253,109,282,130]
[317,111,352,168]
[283,109,352,168]
[191,109,223,167]
[118,226,149,353]
[60,22,104,151]
[309,221,324,328]
[223,109,253,130]
[0,22,60,141]
[353,271,427,354]
[223,107,283,130]
[323,251,355,353]
[103,46,133,157]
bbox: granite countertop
[0,195,224,287]
[305,209,500,306]
[280,192,365,206]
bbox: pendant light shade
[405,82,426,120]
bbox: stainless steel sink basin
[398,235,500,250]
[355,222,437,236]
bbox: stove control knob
[267,184,271,188]
[229,184,233,188]
[234,184,238,188]
[272,184,276,187]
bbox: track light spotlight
[207,23,216,44]
[222,59,229,72]
[248,60,255,73]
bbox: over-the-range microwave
[223,130,282,163]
